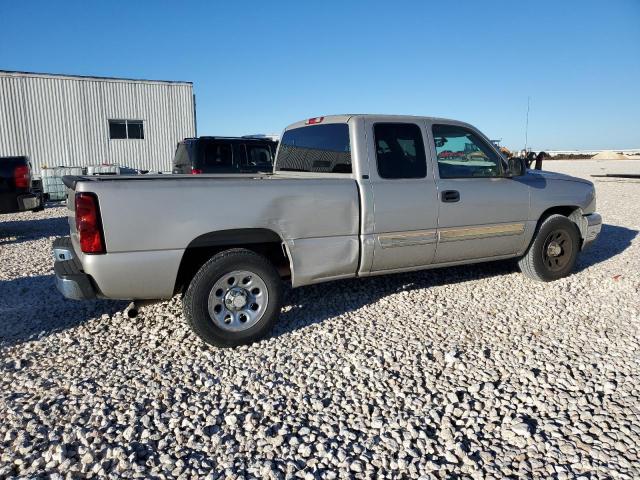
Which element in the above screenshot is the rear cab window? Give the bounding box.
[276,123,351,173]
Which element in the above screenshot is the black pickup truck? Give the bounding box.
[172,137,277,174]
[0,156,44,214]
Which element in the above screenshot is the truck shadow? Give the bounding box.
[0,215,68,246]
[0,274,127,348]
[575,224,638,271]
[1,224,634,347]
[274,261,519,338]
[274,223,637,338]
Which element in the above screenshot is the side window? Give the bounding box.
[204,142,232,168]
[245,145,273,167]
[432,124,502,178]
[173,143,190,167]
[374,123,427,179]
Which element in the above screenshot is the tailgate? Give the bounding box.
[62,176,79,247]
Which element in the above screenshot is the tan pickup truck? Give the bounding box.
[53,115,602,347]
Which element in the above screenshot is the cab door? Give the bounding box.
[366,119,440,273]
[426,122,530,263]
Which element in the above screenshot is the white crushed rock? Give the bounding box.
[1,160,639,478]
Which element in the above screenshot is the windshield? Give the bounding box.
[275,123,351,173]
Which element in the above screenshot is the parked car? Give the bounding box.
[172,137,277,174]
[0,156,44,214]
[53,115,602,347]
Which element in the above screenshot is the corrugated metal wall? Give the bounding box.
[0,71,196,174]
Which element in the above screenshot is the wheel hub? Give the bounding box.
[547,241,562,257]
[208,270,269,332]
[224,287,248,311]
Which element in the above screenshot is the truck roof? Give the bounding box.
[180,136,277,143]
[283,114,474,131]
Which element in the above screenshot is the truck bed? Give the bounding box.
[64,173,361,298]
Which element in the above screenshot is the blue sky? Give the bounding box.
[1,0,639,150]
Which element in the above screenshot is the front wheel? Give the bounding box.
[518,214,580,282]
[183,249,283,347]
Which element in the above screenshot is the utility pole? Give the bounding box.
[524,96,530,153]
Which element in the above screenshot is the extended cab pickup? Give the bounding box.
[53,115,602,347]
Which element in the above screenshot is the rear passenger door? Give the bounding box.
[366,119,439,272]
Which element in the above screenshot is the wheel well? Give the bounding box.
[174,229,291,295]
[536,205,586,244]
[538,205,580,222]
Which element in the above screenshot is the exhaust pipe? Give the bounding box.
[125,299,162,319]
[125,302,139,318]
[126,303,139,318]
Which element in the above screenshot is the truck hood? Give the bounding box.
[523,169,593,186]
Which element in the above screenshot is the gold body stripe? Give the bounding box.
[377,222,525,248]
[378,230,437,248]
[438,222,525,242]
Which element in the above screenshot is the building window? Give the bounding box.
[109,120,144,140]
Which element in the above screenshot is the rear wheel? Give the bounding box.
[183,249,282,347]
[518,214,580,282]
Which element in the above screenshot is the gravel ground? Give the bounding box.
[1,160,639,479]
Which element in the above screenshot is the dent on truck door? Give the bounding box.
[430,123,529,263]
[366,121,439,272]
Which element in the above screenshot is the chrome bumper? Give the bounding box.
[583,213,602,249]
[53,237,96,300]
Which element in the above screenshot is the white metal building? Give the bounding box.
[0,70,196,174]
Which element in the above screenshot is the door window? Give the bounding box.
[203,142,233,168]
[432,124,503,178]
[374,123,427,179]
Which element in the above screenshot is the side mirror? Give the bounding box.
[506,157,526,177]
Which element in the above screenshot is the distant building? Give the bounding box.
[0,70,196,174]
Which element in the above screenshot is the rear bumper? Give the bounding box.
[53,237,97,300]
[0,192,43,214]
[17,193,43,211]
[582,212,602,249]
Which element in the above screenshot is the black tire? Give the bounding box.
[518,214,580,282]
[183,248,282,347]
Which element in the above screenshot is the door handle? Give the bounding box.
[441,190,460,203]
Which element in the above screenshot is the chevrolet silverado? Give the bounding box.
[53,115,602,347]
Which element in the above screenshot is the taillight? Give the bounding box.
[14,165,30,189]
[305,117,324,125]
[75,193,105,254]
[191,168,203,174]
